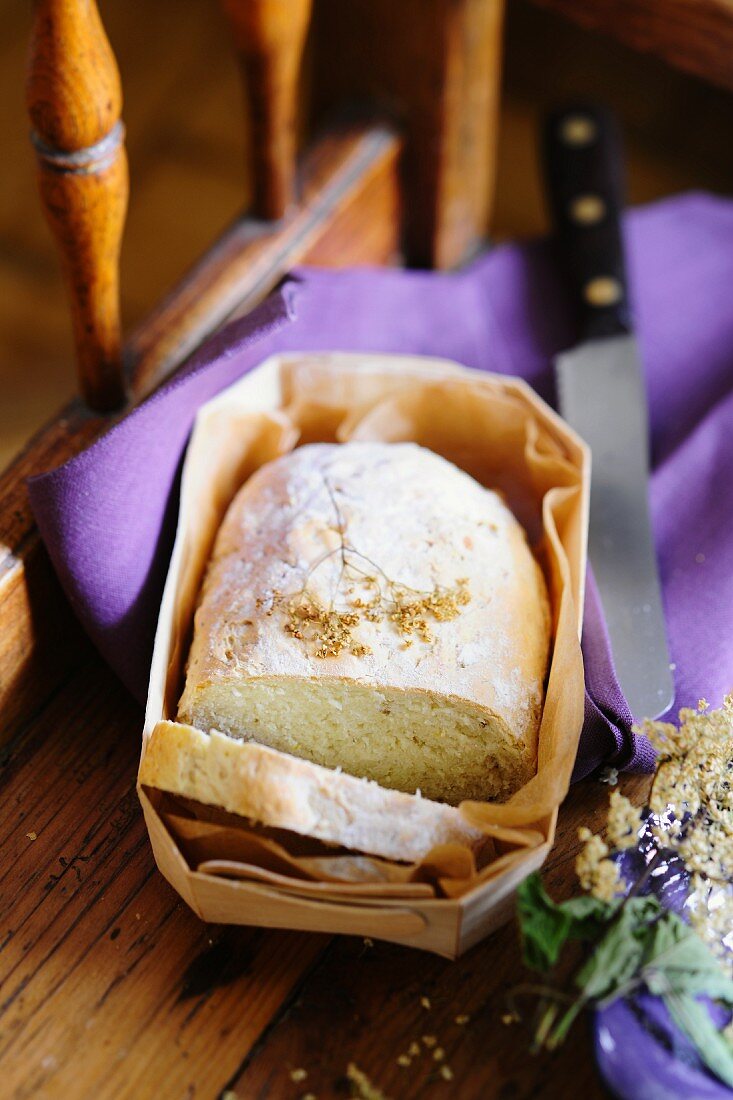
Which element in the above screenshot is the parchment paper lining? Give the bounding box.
[140,353,589,905]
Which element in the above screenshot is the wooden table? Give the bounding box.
[0,642,648,1098]
[3,3,670,1094]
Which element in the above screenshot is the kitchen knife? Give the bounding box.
[544,104,674,720]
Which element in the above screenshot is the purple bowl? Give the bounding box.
[595,994,733,1100]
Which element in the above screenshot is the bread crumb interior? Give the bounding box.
[181,677,533,804]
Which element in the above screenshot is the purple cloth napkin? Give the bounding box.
[28,192,733,782]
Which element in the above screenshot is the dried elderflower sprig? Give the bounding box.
[575,827,622,902]
[276,565,471,658]
[272,551,471,665]
[606,789,644,850]
[387,577,470,644]
[572,698,733,939]
[262,474,473,658]
[516,696,733,1084]
[284,598,364,658]
[636,695,733,974]
[573,788,642,900]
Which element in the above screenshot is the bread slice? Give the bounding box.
[140,721,483,863]
[178,442,550,804]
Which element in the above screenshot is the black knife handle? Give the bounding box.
[543,104,631,341]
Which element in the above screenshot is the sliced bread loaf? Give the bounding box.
[177,442,550,805]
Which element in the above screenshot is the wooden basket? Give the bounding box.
[139,352,590,958]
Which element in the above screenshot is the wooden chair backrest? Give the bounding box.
[0,0,505,742]
[26,0,506,412]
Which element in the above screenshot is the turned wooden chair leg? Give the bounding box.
[222,0,313,220]
[27,0,128,412]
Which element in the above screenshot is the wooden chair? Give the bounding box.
[1,2,714,1095]
[7,0,729,748]
[2,0,504,741]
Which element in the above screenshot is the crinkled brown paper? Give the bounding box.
[138,353,589,955]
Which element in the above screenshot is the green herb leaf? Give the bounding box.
[560,894,615,942]
[516,874,615,973]
[641,912,733,1004]
[575,896,662,1003]
[517,873,733,1083]
[516,873,573,972]
[556,902,661,1046]
[664,991,733,1088]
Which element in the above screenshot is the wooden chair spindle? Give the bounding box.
[27,0,128,412]
[222,0,313,220]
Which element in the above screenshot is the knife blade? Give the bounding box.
[544,104,674,720]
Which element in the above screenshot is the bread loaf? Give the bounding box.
[176,441,550,805]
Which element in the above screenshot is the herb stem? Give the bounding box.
[532,1001,560,1053]
[545,996,587,1050]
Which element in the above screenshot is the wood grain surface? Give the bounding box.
[5,0,733,468]
[0,651,648,1098]
[1,2,725,1094]
[533,0,733,93]
[312,0,506,269]
[130,120,401,400]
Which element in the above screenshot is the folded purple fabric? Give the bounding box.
[29,192,733,782]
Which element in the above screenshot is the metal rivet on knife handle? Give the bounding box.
[583,276,623,307]
[559,115,597,146]
[569,194,606,225]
